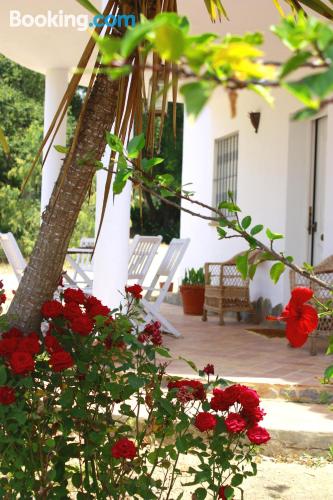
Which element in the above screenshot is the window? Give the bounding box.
[213,133,239,216]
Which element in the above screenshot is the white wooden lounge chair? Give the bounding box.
[66,237,95,289]
[128,235,162,285]
[0,232,76,287]
[142,238,190,337]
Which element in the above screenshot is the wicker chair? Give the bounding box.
[290,255,333,355]
[202,260,255,325]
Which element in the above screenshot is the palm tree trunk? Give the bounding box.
[8,74,119,331]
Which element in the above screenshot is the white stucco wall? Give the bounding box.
[179,86,333,307]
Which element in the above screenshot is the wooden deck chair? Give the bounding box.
[128,235,162,285]
[142,238,190,337]
[0,232,76,287]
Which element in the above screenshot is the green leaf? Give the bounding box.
[280,51,312,79]
[0,127,10,155]
[218,201,241,212]
[0,366,7,385]
[121,20,153,58]
[231,474,244,487]
[250,224,264,236]
[204,0,228,21]
[142,157,164,171]
[127,133,145,158]
[128,373,145,389]
[178,356,198,372]
[194,487,207,500]
[54,145,69,154]
[106,132,124,153]
[155,347,172,358]
[153,23,186,61]
[241,216,252,230]
[292,107,318,121]
[75,0,100,16]
[218,227,227,239]
[270,262,285,284]
[324,364,333,381]
[180,81,216,119]
[248,263,258,280]
[266,228,284,241]
[236,253,249,280]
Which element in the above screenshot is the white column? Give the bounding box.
[41,68,68,212]
[93,146,132,307]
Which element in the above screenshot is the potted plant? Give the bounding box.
[180,267,205,315]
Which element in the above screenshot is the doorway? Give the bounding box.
[308,116,327,265]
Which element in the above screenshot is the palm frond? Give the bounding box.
[283,0,333,19]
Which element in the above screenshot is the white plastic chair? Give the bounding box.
[0,232,76,287]
[142,238,190,337]
[128,235,162,285]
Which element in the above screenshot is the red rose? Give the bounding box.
[49,350,74,372]
[44,334,62,354]
[125,284,143,300]
[210,387,236,412]
[10,351,35,375]
[85,296,110,319]
[2,327,23,339]
[246,425,270,445]
[139,321,163,346]
[238,386,260,410]
[63,288,86,305]
[18,332,40,355]
[242,406,266,425]
[63,302,82,321]
[195,412,217,432]
[0,293,6,305]
[168,379,206,401]
[225,413,247,433]
[0,386,15,405]
[203,364,215,375]
[0,338,19,357]
[111,438,137,460]
[70,314,94,336]
[268,287,318,347]
[41,300,63,318]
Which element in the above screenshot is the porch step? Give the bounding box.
[261,399,333,457]
[230,378,333,405]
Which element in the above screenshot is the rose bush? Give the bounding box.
[0,282,270,499]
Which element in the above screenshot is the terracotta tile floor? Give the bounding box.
[160,304,331,389]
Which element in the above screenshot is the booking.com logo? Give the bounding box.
[9,10,136,31]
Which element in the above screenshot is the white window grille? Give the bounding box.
[213,132,239,216]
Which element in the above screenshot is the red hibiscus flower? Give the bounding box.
[125,284,143,300]
[246,425,270,445]
[63,288,86,305]
[203,364,215,376]
[225,412,247,433]
[70,315,94,336]
[0,386,15,405]
[41,300,64,319]
[111,438,137,460]
[10,351,35,375]
[44,334,62,354]
[63,302,82,321]
[195,412,217,432]
[49,350,74,372]
[168,379,206,401]
[268,287,318,347]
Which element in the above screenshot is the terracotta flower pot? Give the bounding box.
[159,281,174,292]
[180,285,205,315]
